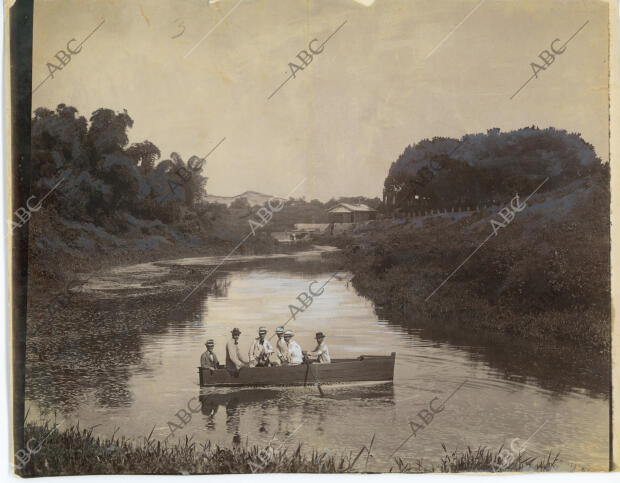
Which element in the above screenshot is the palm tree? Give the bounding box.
[126,141,161,175]
[154,152,208,208]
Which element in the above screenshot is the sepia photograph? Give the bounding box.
[5,0,617,477]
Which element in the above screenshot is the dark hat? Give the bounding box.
[205,339,214,346]
[315,332,325,339]
[231,328,241,335]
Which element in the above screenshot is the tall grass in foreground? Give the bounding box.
[19,421,367,475]
[393,443,559,473]
[19,421,559,475]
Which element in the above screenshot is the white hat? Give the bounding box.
[258,326,267,334]
[284,330,294,336]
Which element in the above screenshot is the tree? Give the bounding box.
[126,141,161,174]
[31,104,88,180]
[29,104,209,231]
[230,197,250,211]
[87,108,134,163]
[383,127,601,213]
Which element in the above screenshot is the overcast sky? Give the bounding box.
[32,0,609,200]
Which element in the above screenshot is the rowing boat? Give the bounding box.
[198,353,396,387]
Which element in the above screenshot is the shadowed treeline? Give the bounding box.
[383,127,605,216]
[27,104,381,285]
[31,104,208,233]
[320,126,610,366]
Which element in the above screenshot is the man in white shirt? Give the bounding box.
[249,326,275,367]
[306,332,331,363]
[284,330,303,364]
[275,326,288,364]
[226,328,248,372]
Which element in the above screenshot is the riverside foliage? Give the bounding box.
[18,421,559,475]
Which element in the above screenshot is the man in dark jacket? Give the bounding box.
[201,339,220,372]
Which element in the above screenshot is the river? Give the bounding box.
[25,247,610,472]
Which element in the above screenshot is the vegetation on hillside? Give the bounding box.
[384,127,603,215]
[31,104,208,231]
[25,104,379,280]
[323,127,610,352]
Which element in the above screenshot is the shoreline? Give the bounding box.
[16,420,562,475]
[314,176,610,358]
[321,242,610,358]
[27,230,314,290]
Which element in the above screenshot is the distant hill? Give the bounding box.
[203,190,286,207]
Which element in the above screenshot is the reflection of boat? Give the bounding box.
[198,353,396,387]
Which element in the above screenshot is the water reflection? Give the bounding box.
[199,390,280,438]
[27,250,608,415]
[26,269,232,413]
[197,383,395,438]
[24,249,609,471]
[378,306,610,399]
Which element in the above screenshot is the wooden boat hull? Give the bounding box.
[199,353,396,387]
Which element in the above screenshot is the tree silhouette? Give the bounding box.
[383,127,602,213]
[87,108,134,163]
[126,141,161,174]
[29,104,208,232]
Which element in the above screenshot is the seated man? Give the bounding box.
[201,339,220,373]
[248,327,275,367]
[226,328,248,372]
[305,332,331,363]
[275,326,288,364]
[284,330,303,364]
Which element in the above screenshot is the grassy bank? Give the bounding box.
[26,204,313,290]
[17,421,560,475]
[318,175,610,353]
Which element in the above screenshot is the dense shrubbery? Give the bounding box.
[330,127,610,351]
[384,127,603,214]
[31,104,208,233]
[28,104,381,254]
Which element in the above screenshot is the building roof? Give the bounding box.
[327,203,377,213]
[293,223,330,232]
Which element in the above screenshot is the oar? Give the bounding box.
[303,361,310,387]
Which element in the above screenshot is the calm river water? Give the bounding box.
[26,247,610,472]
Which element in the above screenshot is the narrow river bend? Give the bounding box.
[26,247,609,472]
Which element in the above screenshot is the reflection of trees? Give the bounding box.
[25,272,219,413]
[378,307,609,399]
[25,255,345,416]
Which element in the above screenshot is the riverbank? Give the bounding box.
[17,421,560,475]
[317,175,610,354]
[25,204,313,291]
